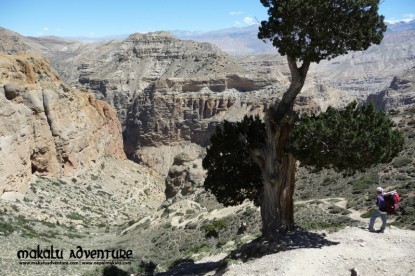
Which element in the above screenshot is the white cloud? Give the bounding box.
[385,13,415,24]
[243,16,258,25]
[403,13,415,19]
[230,11,244,16]
[234,16,259,27]
[43,27,48,31]
[90,32,95,36]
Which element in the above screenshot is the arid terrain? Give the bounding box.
[0,20,415,276]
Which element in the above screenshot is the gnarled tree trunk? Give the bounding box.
[260,116,296,241]
[256,56,310,241]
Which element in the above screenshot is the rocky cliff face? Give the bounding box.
[0,28,323,176]
[0,54,125,196]
[48,32,279,125]
[367,66,415,111]
[40,32,322,160]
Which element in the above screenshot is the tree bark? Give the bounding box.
[258,56,310,241]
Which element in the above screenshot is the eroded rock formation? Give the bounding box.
[165,152,205,201]
[0,54,125,196]
[367,66,415,111]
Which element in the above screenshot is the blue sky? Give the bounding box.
[1,0,414,37]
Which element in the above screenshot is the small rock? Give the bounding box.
[75,225,84,230]
[351,268,358,276]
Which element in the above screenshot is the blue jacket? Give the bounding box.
[376,195,386,212]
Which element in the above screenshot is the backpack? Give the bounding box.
[384,191,400,214]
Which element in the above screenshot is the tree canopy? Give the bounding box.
[203,103,404,206]
[202,116,265,206]
[258,0,387,63]
[291,102,405,173]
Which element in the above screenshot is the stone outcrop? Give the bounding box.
[124,86,320,156]
[367,66,415,111]
[0,54,125,196]
[0,28,321,176]
[47,31,273,126]
[43,32,321,160]
[165,152,205,201]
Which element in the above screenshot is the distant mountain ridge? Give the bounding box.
[2,20,414,56]
[173,20,415,55]
[386,19,415,32]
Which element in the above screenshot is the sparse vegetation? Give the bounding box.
[203,219,227,238]
[392,157,413,168]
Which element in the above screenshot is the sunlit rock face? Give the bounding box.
[0,54,125,196]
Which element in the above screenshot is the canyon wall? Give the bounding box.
[0,54,125,196]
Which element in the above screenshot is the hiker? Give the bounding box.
[368,187,387,233]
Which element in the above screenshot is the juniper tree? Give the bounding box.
[204,0,392,241]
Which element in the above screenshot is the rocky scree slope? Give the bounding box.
[0,53,125,197]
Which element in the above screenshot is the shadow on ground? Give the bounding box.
[155,227,340,276]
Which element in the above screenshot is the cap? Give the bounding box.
[376,187,383,193]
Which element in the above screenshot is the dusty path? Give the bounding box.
[222,197,414,276]
[161,197,414,276]
[223,226,415,276]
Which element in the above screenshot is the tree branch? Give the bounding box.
[273,56,310,122]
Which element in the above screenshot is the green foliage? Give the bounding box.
[186,243,212,255]
[291,102,404,173]
[66,212,84,221]
[204,105,403,209]
[202,116,265,206]
[351,174,378,194]
[392,157,413,168]
[328,205,351,215]
[203,220,227,238]
[361,208,377,218]
[258,0,386,63]
[0,221,15,236]
[295,203,358,231]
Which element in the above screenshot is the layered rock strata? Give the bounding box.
[367,66,415,111]
[44,32,321,160]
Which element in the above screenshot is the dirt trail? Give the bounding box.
[160,197,414,276]
[221,197,414,276]
[223,226,415,276]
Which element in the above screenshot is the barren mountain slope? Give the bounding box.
[0,27,82,56]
